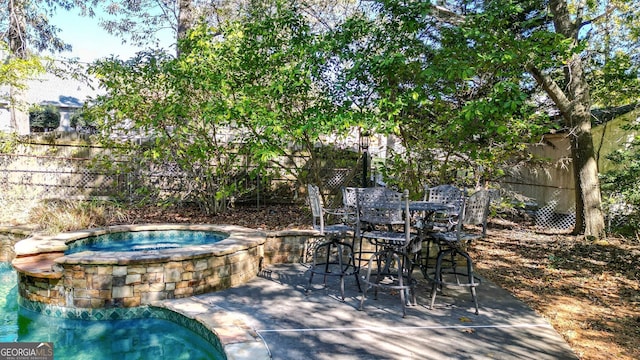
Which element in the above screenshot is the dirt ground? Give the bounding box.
[123,203,640,360]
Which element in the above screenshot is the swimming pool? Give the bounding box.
[1,262,226,359]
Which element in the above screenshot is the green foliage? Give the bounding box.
[583,1,640,108]
[69,109,95,132]
[0,132,19,153]
[81,0,638,221]
[600,119,640,236]
[320,1,555,192]
[86,0,352,213]
[29,104,60,132]
[589,52,640,107]
[0,42,45,90]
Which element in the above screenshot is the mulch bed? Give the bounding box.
[468,219,640,360]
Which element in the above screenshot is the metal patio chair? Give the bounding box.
[306,184,361,300]
[423,184,464,232]
[357,189,420,317]
[426,189,491,314]
[419,184,464,269]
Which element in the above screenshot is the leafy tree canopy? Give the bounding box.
[87,0,356,212]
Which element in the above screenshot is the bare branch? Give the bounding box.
[431,4,464,25]
[579,4,618,30]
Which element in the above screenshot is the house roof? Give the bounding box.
[0,70,102,109]
[25,72,102,108]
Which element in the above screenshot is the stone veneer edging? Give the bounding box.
[0,226,34,262]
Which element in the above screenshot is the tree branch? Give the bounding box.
[579,4,618,31]
[431,5,465,25]
[525,63,572,118]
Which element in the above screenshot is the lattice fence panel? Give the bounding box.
[534,199,576,230]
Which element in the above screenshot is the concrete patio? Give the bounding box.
[159,262,579,360]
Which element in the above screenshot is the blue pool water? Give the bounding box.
[0,263,225,359]
[65,230,227,254]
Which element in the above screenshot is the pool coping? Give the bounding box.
[154,297,271,360]
[14,224,266,256]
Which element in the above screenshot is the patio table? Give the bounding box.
[369,200,454,229]
[367,200,456,277]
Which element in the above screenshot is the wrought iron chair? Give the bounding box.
[341,186,359,225]
[427,189,491,315]
[306,184,361,301]
[419,184,464,269]
[357,189,420,317]
[423,184,464,232]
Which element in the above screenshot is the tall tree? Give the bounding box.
[6,0,29,133]
[7,0,27,58]
[525,0,606,236]
[96,0,359,53]
[328,0,638,237]
[177,0,194,42]
[419,0,637,238]
[87,0,353,212]
[321,1,552,193]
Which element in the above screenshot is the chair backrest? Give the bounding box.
[342,187,359,210]
[423,185,464,230]
[340,187,360,224]
[426,184,463,208]
[307,184,325,233]
[356,187,405,226]
[462,189,491,236]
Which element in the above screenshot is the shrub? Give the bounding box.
[29,105,60,132]
[70,110,97,133]
[600,130,640,237]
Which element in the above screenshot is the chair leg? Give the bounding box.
[360,247,416,317]
[392,252,407,318]
[306,241,328,294]
[404,254,417,307]
[460,250,479,315]
[430,247,480,314]
[351,251,362,293]
[359,254,376,311]
[430,249,448,310]
[307,238,358,301]
[422,238,433,273]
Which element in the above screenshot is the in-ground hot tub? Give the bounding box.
[64,229,228,254]
[12,224,266,309]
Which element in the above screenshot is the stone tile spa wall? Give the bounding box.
[11,225,344,310]
[12,224,269,309]
[0,226,31,262]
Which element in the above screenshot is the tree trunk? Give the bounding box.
[177,0,194,57]
[9,87,30,135]
[541,0,605,237]
[8,0,27,58]
[8,0,30,134]
[569,97,605,238]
